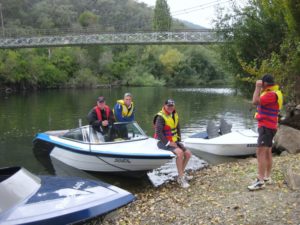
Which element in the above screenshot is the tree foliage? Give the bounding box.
[215,0,300,102]
[153,0,172,31]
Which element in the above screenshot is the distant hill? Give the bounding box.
[180,20,208,29]
[1,0,205,31]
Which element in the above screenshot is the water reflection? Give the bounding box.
[176,87,236,95]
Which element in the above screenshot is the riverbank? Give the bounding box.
[100,153,300,225]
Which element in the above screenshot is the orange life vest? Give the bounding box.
[94,105,110,121]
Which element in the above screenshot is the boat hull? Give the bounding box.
[34,132,174,173]
[184,130,258,156]
[0,167,135,225]
[50,146,173,172]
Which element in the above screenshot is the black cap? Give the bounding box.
[165,99,175,106]
[262,74,274,85]
[97,96,105,103]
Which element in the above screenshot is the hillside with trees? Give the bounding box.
[0,0,229,92]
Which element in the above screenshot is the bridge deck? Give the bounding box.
[0,30,222,48]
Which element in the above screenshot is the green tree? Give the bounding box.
[153,0,172,31]
[215,0,300,101]
[78,11,98,28]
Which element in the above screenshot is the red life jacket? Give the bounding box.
[94,105,110,121]
[255,85,283,129]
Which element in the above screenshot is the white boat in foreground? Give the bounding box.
[183,129,258,156]
[33,122,174,175]
[0,167,135,225]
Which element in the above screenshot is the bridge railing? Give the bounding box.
[0,28,224,48]
[0,27,216,38]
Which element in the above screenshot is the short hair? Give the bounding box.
[261,74,275,85]
[124,92,132,98]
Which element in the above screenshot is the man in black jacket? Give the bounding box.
[87,96,114,139]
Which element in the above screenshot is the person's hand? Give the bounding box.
[102,120,109,126]
[256,80,263,88]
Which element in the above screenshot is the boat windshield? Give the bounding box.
[62,122,148,144]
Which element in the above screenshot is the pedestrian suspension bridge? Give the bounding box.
[0,28,222,48]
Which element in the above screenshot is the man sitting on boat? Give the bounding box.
[87,96,114,141]
[153,99,192,188]
[113,92,135,122]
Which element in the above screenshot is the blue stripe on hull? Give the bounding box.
[34,134,173,160]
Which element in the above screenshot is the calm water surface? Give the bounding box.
[0,87,256,191]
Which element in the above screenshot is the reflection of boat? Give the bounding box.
[33,122,174,174]
[183,130,258,156]
[0,167,135,225]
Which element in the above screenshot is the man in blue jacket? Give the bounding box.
[113,93,135,122]
[113,93,135,139]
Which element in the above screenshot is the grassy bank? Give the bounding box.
[99,153,300,225]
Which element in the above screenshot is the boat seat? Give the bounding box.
[219,118,232,135]
[206,121,219,139]
[189,131,208,139]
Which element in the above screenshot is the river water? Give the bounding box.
[0,87,257,191]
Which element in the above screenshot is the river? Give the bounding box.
[0,87,256,191]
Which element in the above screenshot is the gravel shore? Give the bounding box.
[98,153,300,225]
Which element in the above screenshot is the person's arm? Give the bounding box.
[155,116,169,145]
[252,80,262,105]
[177,123,181,142]
[126,110,135,122]
[114,103,126,122]
[108,109,115,126]
[87,109,102,130]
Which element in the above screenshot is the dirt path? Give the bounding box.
[100,154,300,225]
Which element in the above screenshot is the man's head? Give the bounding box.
[261,74,275,87]
[164,99,175,113]
[97,96,106,109]
[123,93,132,107]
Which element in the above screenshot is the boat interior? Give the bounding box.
[46,122,148,144]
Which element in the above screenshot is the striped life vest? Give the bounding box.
[255,85,283,129]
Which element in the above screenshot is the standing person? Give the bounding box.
[87,96,114,139]
[113,93,135,122]
[153,99,192,188]
[248,74,283,191]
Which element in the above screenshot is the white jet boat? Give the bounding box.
[33,122,174,175]
[183,129,258,156]
[0,166,135,225]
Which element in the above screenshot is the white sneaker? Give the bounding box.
[177,177,190,188]
[247,178,265,191]
[184,173,193,181]
[264,177,272,185]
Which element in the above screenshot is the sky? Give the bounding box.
[136,0,246,28]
